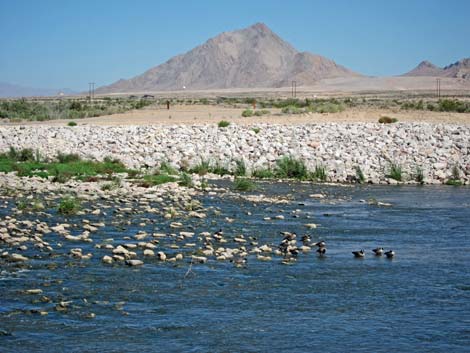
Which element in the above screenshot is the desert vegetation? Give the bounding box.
[0,97,153,122]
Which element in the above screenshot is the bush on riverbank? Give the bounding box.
[57,196,81,215]
[0,148,131,181]
[275,156,309,179]
[387,163,403,181]
[233,178,256,191]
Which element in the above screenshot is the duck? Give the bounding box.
[230,256,247,268]
[385,250,395,258]
[301,235,311,245]
[213,229,224,240]
[313,240,326,248]
[316,247,326,256]
[372,247,384,256]
[352,250,365,258]
[282,232,296,241]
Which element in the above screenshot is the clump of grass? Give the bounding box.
[211,162,230,176]
[252,127,261,134]
[415,166,425,184]
[446,179,463,186]
[101,179,121,191]
[446,165,463,186]
[378,116,398,124]
[190,160,211,176]
[252,168,275,179]
[200,178,208,190]
[355,166,365,183]
[281,105,303,114]
[57,196,81,215]
[254,110,270,116]
[52,169,72,183]
[67,121,77,127]
[234,159,247,177]
[7,147,37,162]
[17,198,45,212]
[143,174,177,186]
[56,153,81,164]
[233,178,256,191]
[275,156,308,180]
[387,163,403,181]
[311,164,328,182]
[178,172,193,187]
[160,161,178,175]
[241,109,253,117]
[218,120,230,128]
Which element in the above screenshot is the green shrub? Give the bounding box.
[252,168,275,179]
[379,116,398,124]
[275,156,308,179]
[437,99,470,113]
[281,105,303,114]
[56,153,81,163]
[415,167,424,184]
[445,179,463,186]
[160,161,178,175]
[200,178,208,190]
[67,121,77,127]
[446,165,463,185]
[7,147,36,162]
[234,159,247,177]
[387,163,403,181]
[355,166,365,183]
[218,120,230,128]
[52,168,72,183]
[311,164,327,182]
[233,178,256,191]
[143,174,177,186]
[178,172,193,187]
[57,196,81,215]
[101,180,120,191]
[252,127,261,134]
[190,160,211,175]
[254,110,270,116]
[211,162,230,176]
[241,109,253,117]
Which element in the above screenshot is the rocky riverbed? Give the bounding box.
[1,122,469,184]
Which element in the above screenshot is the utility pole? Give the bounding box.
[88,82,95,101]
[291,81,297,98]
[436,78,441,99]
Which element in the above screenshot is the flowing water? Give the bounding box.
[1,183,469,352]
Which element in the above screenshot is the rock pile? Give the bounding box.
[1,123,469,184]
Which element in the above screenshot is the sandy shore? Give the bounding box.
[1,105,470,126]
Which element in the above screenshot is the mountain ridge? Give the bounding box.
[96,23,360,93]
[403,58,470,79]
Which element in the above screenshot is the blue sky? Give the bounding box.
[0,0,469,91]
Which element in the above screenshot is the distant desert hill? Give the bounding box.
[0,82,75,98]
[97,23,360,93]
[403,58,470,79]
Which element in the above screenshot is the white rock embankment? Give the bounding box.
[0,123,469,184]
